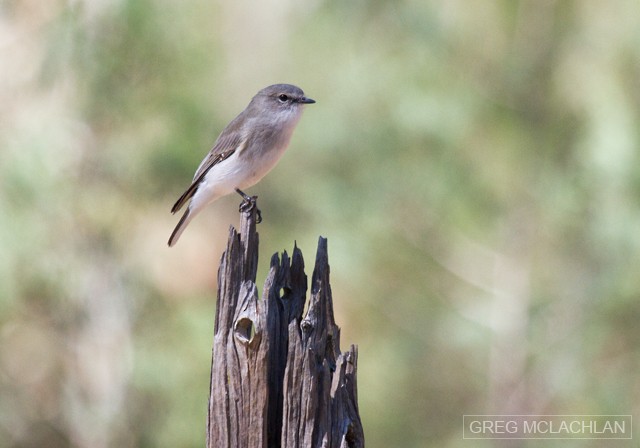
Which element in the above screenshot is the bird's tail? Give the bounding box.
[168,207,194,247]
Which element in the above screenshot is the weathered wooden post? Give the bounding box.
[206,203,364,448]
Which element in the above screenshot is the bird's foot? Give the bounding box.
[235,188,262,223]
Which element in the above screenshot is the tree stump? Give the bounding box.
[206,204,364,448]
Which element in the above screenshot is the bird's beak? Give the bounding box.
[299,97,316,104]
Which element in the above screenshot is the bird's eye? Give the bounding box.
[278,94,289,103]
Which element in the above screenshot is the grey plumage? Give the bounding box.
[168,84,315,246]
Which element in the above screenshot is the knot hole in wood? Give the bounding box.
[234,317,258,346]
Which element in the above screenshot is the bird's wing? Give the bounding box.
[170,132,246,214]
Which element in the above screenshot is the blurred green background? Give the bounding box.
[1,0,640,447]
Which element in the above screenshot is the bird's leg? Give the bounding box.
[235,188,262,223]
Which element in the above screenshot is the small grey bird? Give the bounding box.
[168,84,315,247]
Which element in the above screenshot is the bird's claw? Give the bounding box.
[236,189,262,223]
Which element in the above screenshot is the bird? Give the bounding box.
[168,84,315,247]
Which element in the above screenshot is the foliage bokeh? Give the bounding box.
[1,1,639,447]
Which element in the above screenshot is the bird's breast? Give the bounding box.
[237,125,296,188]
